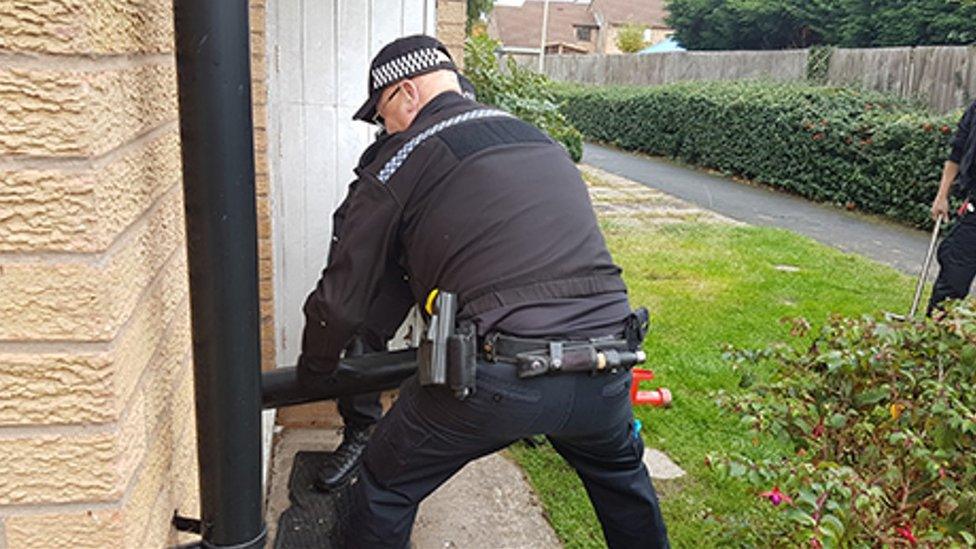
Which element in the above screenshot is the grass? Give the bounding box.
[509,221,916,548]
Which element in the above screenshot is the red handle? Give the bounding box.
[630,368,672,407]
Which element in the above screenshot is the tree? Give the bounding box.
[616,23,649,53]
[467,0,493,34]
[665,0,976,50]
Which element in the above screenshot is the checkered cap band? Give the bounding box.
[377,109,513,184]
[371,48,453,90]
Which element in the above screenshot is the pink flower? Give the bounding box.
[810,539,823,549]
[811,420,825,438]
[895,525,917,546]
[760,486,793,506]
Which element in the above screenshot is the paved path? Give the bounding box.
[584,143,934,275]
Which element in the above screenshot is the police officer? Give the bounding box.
[298,35,669,548]
[928,98,976,315]
[308,75,482,492]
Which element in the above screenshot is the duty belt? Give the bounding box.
[481,333,646,379]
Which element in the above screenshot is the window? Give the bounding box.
[643,28,653,42]
[576,26,592,41]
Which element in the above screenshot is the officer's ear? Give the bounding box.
[401,79,422,114]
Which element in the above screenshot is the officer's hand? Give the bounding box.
[931,194,950,222]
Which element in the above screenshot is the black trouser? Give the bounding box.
[928,207,976,315]
[346,361,670,549]
[336,335,384,428]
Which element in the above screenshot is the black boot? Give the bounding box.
[315,425,374,492]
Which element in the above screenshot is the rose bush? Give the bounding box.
[710,301,976,546]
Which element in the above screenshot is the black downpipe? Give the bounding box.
[173,1,266,547]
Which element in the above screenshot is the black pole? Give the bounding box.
[173,1,266,547]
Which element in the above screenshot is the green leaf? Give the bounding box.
[819,514,845,538]
[787,509,817,527]
[854,387,888,406]
[728,461,747,478]
[828,413,847,429]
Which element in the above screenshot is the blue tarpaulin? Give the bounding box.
[638,37,686,54]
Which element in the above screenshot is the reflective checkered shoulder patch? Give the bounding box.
[376,109,513,184]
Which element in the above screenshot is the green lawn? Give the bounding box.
[510,221,917,548]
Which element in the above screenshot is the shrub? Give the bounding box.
[616,23,648,53]
[710,302,976,546]
[463,34,583,162]
[555,81,959,227]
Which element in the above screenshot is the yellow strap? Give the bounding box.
[424,288,440,315]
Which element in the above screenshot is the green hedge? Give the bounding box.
[555,81,960,227]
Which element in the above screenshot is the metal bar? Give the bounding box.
[909,216,943,318]
[173,1,266,547]
[262,350,419,409]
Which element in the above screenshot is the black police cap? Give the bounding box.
[353,34,458,122]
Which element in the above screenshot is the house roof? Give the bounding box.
[589,0,669,28]
[489,1,597,49]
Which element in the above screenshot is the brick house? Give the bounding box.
[489,0,672,55]
[0,1,464,546]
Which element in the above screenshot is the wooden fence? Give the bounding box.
[528,46,976,113]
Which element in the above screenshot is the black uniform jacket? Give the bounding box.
[950,99,976,196]
[301,92,630,371]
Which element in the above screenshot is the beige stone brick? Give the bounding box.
[261,344,277,371]
[168,368,196,435]
[255,171,270,195]
[0,250,188,429]
[250,31,266,61]
[252,104,268,130]
[0,392,145,505]
[438,25,466,51]
[253,130,267,155]
[252,77,267,104]
[248,2,268,32]
[171,417,200,521]
[259,255,274,282]
[0,187,186,341]
[122,410,173,547]
[112,252,190,411]
[0,128,180,253]
[0,0,173,55]
[0,352,114,426]
[437,0,466,24]
[0,63,177,157]
[250,52,267,82]
[259,279,274,302]
[257,209,272,241]
[3,508,125,548]
[134,309,192,440]
[3,399,187,548]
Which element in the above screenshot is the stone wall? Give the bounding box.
[0,1,272,545]
[0,0,197,546]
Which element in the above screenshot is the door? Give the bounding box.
[267,0,437,368]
